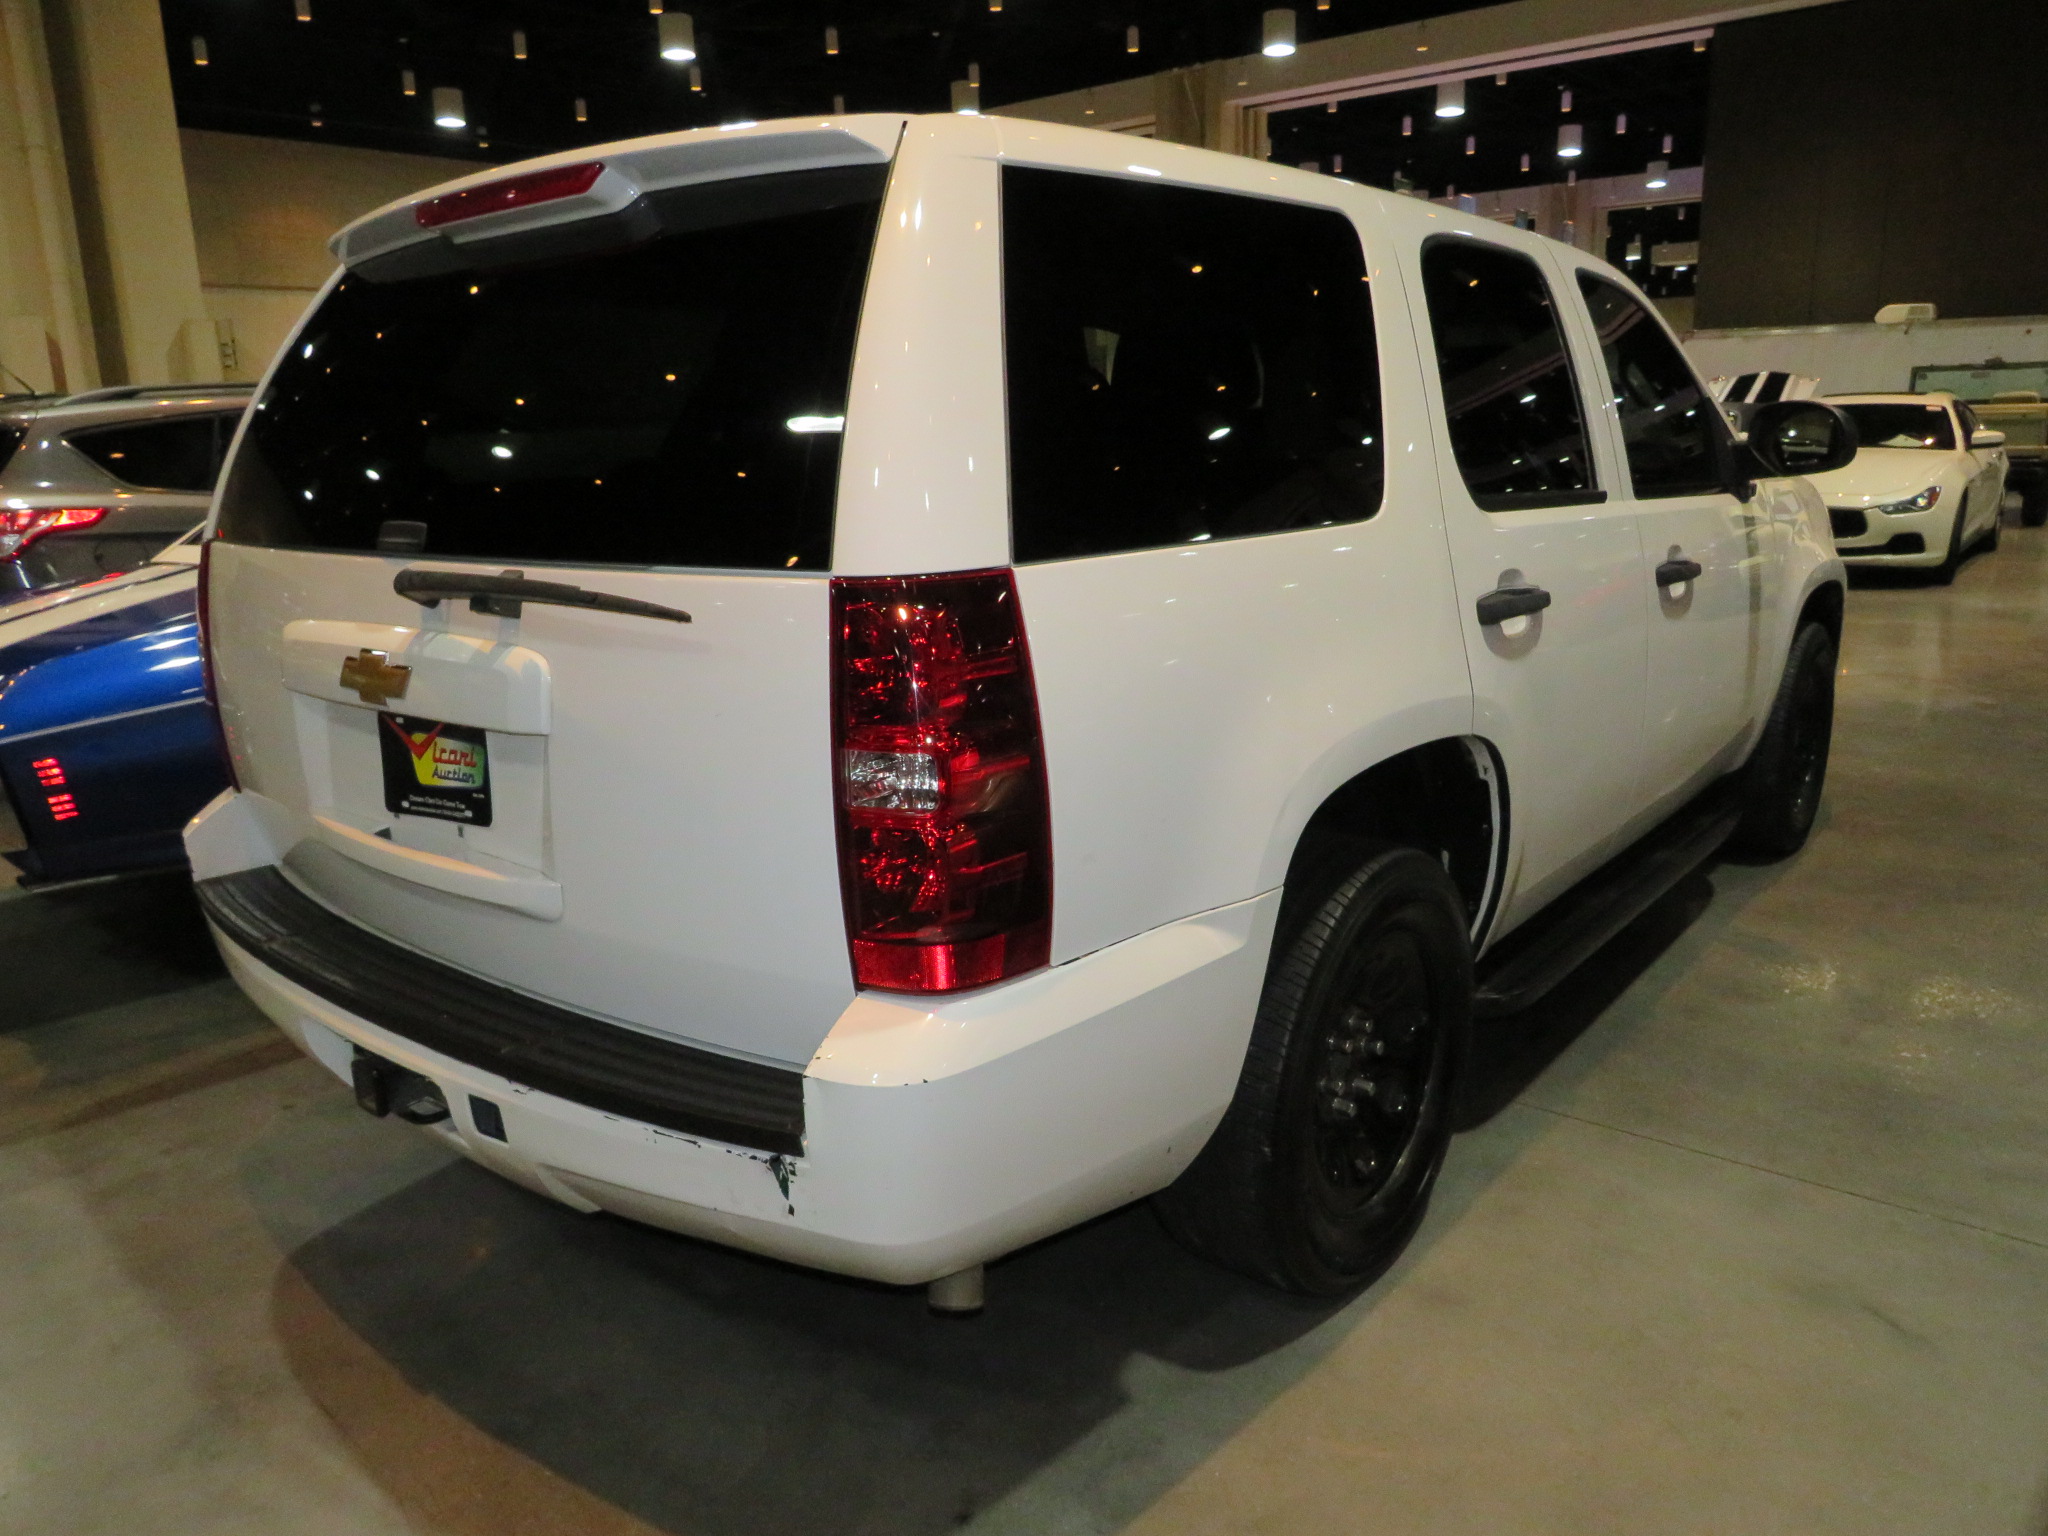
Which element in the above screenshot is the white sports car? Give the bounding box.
[1806,393,2008,582]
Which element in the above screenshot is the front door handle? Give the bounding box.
[1655,558,1703,587]
[1475,584,1552,626]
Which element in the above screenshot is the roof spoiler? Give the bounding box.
[330,117,903,281]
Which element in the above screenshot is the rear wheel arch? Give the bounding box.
[1796,579,1844,651]
[1279,737,1505,950]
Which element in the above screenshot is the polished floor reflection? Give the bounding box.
[5,528,2047,1535]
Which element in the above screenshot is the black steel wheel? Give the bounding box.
[1730,621,1836,860]
[1154,843,1472,1295]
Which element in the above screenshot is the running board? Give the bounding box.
[1473,792,1741,1018]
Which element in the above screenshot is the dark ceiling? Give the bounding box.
[159,0,1508,162]
[1268,40,1711,197]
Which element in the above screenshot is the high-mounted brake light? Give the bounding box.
[0,506,105,561]
[196,538,241,791]
[415,161,606,228]
[831,570,1052,994]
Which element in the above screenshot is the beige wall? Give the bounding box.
[178,128,475,381]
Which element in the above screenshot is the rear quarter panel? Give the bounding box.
[987,129,1472,961]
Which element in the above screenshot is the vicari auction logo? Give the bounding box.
[384,717,487,790]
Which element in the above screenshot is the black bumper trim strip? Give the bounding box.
[196,866,805,1155]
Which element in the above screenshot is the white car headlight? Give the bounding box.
[1871,485,1942,514]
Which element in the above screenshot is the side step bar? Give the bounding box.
[1473,789,1742,1019]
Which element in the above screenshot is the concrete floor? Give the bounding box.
[6,528,2048,1536]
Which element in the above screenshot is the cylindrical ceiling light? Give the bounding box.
[648,0,662,11]
[1261,9,1296,57]
[1519,152,1531,172]
[1127,25,1140,53]
[309,101,323,126]
[833,93,846,114]
[951,78,980,114]
[824,25,838,55]
[574,96,588,122]
[689,64,703,91]
[657,13,696,62]
[1464,135,1475,155]
[1332,152,1343,172]
[1401,114,1413,136]
[1434,78,1465,118]
[1615,112,1628,133]
[512,29,527,60]
[968,61,980,84]
[1662,133,1674,153]
[1557,122,1583,158]
[990,0,1001,10]
[294,0,311,20]
[401,68,416,96]
[1495,70,1507,84]
[431,86,466,129]
[1645,159,1669,188]
[191,35,209,65]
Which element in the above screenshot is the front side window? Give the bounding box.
[68,414,232,493]
[1003,166,1383,562]
[1420,240,1596,510]
[1578,273,1726,498]
[217,165,887,571]
[1833,403,1955,451]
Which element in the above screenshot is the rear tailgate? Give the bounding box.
[206,125,903,1067]
[209,548,848,1066]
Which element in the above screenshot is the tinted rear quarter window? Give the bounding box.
[0,420,25,475]
[1002,166,1383,562]
[1577,273,1726,498]
[1420,239,1597,509]
[218,165,887,571]
[68,414,230,492]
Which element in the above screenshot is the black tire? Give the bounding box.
[1931,506,1964,584]
[1154,843,1472,1295]
[2023,479,2048,528]
[1729,621,1836,860]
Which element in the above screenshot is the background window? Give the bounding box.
[1420,240,1596,510]
[68,414,234,493]
[1578,273,1727,497]
[1003,166,1383,563]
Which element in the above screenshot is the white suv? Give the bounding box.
[187,115,1854,1305]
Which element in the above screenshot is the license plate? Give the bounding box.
[378,713,493,826]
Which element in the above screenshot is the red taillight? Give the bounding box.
[0,505,106,560]
[197,538,240,791]
[831,569,1052,994]
[414,161,605,228]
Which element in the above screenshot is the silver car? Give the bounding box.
[0,383,251,598]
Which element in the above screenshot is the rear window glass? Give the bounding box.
[1420,239,1597,510]
[1835,403,1955,450]
[217,166,887,571]
[1002,166,1383,563]
[68,414,232,492]
[0,420,25,475]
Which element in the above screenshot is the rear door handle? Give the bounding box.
[1655,558,1704,587]
[1475,584,1552,626]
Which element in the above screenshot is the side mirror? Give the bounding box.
[1971,428,2007,449]
[1743,400,1858,479]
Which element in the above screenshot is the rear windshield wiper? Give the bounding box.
[393,568,692,624]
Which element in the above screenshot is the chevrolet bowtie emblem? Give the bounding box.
[339,648,412,706]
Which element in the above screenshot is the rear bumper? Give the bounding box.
[206,861,1277,1286]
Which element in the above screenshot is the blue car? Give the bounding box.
[0,535,229,884]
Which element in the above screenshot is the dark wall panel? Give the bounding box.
[1696,0,2048,328]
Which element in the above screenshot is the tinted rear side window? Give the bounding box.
[1421,240,1596,510]
[218,167,887,571]
[0,420,25,475]
[1003,167,1382,563]
[1577,273,1726,498]
[68,414,229,492]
